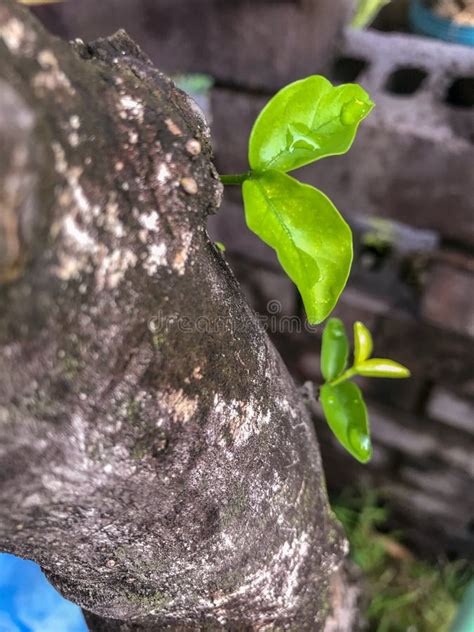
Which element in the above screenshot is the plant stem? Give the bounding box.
[219,172,251,185]
[329,367,356,387]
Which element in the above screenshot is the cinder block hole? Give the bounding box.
[384,67,428,95]
[445,77,474,108]
[358,243,392,272]
[331,56,368,83]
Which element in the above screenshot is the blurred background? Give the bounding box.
[2,0,474,630]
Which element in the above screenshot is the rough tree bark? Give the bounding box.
[0,1,354,629]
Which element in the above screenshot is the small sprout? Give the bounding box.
[320,381,371,463]
[353,321,373,365]
[319,318,410,463]
[214,241,226,252]
[355,358,411,379]
[321,318,349,382]
[219,74,374,324]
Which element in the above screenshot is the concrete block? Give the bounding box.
[421,263,474,338]
[33,0,351,91]
[377,315,474,390]
[301,28,474,245]
[427,387,474,435]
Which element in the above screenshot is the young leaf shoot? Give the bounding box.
[220,75,374,324]
[320,319,410,463]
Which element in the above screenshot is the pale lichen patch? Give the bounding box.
[50,144,135,287]
[118,95,144,124]
[62,216,95,251]
[101,195,125,239]
[128,130,138,144]
[51,141,67,175]
[139,211,160,232]
[156,163,172,186]
[192,366,203,381]
[33,49,75,96]
[165,118,182,136]
[69,115,81,130]
[138,211,160,243]
[185,139,201,156]
[143,243,167,276]
[96,248,138,291]
[172,231,193,276]
[37,49,57,69]
[0,17,36,54]
[51,144,100,280]
[68,132,80,147]
[213,529,311,618]
[210,394,271,447]
[159,389,198,424]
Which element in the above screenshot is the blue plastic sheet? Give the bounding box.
[0,553,87,632]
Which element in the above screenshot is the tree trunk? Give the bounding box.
[0,1,353,629]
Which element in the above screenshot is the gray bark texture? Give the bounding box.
[0,1,353,629]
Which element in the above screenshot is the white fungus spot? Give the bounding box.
[33,49,75,96]
[156,163,172,185]
[143,243,167,276]
[185,138,201,156]
[68,132,80,147]
[0,18,35,54]
[96,248,138,291]
[63,216,95,251]
[119,95,144,123]
[139,211,160,233]
[172,231,193,276]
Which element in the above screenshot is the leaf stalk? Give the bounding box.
[328,367,356,387]
[219,172,251,185]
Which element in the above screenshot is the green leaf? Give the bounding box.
[248,75,374,173]
[321,318,349,381]
[355,358,411,378]
[320,382,372,463]
[242,170,353,324]
[352,0,390,29]
[353,321,373,365]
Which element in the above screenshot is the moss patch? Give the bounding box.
[332,488,472,632]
